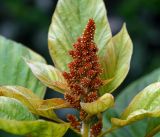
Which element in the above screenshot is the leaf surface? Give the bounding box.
[0,94,69,137]
[0,36,46,98]
[0,119,69,137]
[102,68,160,137]
[0,86,70,121]
[81,93,114,115]
[48,0,112,72]
[100,24,133,94]
[0,96,36,121]
[48,0,133,95]
[26,59,69,93]
[111,82,160,127]
[145,118,160,137]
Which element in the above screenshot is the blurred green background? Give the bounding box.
[0,0,160,136]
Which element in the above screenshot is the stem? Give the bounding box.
[82,122,90,137]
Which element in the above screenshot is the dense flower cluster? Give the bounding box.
[63,19,102,109]
[67,114,81,131]
[90,120,103,137]
[63,19,103,135]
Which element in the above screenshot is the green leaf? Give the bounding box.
[0,36,46,98]
[48,0,112,72]
[0,95,69,137]
[25,59,69,94]
[0,93,69,137]
[100,24,133,94]
[0,96,36,121]
[48,0,132,96]
[0,119,69,137]
[102,68,160,137]
[111,68,160,115]
[80,93,114,115]
[111,82,160,127]
[145,118,160,137]
[0,86,70,121]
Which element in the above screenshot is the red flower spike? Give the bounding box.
[90,77,103,89]
[64,93,81,109]
[84,62,92,70]
[70,71,77,78]
[84,91,98,103]
[67,114,78,122]
[87,70,97,78]
[82,19,95,42]
[70,83,85,95]
[90,120,103,137]
[82,49,89,56]
[90,43,98,52]
[68,62,75,69]
[80,77,91,87]
[78,67,85,75]
[80,109,87,120]
[73,43,80,50]
[84,56,91,62]
[62,72,70,80]
[63,18,102,106]
[63,19,103,131]
[67,114,81,131]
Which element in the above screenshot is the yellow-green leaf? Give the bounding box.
[26,59,69,93]
[100,24,133,94]
[80,93,114,115]
[0,86,70,121]
[0,119,69,137]
[37,98,70,110]
[111,82,160,127]
[0,35,46,98]
[0,96,36,121]
[145,118,160,137]
[48,0,112,72]
[102,68,160,137]
[0,97,69,137]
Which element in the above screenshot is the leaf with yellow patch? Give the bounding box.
[111,82,160,127]
[0,36,46,98]
[48,0,112,72]
[25,59,69,94]
[0,96,69,137]
[0,86,70,121]
[80,93,114,115]
[100,24,133,94]
[0,119,69,137]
